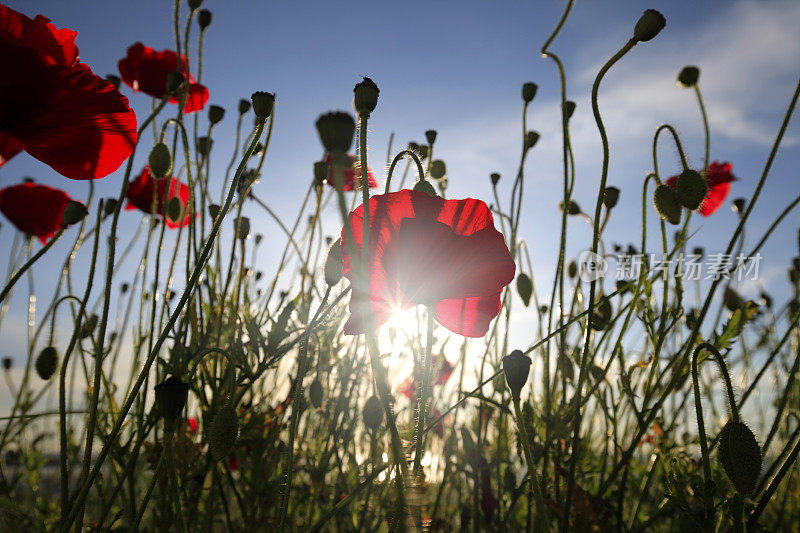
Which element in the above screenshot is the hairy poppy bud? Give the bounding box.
[413,179,437,197]
[208,104,225,125]
[732,198,746,215]
[567,260,578,279]
[559,200,581,216]
[154,376,189,421]
[308,378,323,408]
[490,172,501,186]
[104,198,117,216]
[210,405,239,460]
[62,201,88,226]
[188,0,202,10]
[324,239,343,286]
[166,71,184,94]
[35,346,58,380]
[563,100,576,119]
[653,184,681,225]
[234,217,250,239]
[316,111,355,155]
[196,136,213,157]
[408,141,419,152]
[418,145,429,160]
[516,273,532,307]
[677,66,700,88]
[430,160,447,180]
[676,169,707,210]
[522,82,538,103]
[633,9,666,42]
[80,314,98,339]
[106,74,121,90]
[313,160,328,187]
[148,142,172,178]
[603,186,620,209]
[718,420,762,496]
[353,76,379,117]
[208,204,220,219]
[166,197,182,224]
[197,9,212,29]
[525,131,540,150]
[363,395,383,430]
[251,91,275,121]
[502,350,531,400]
[425,130,438,145]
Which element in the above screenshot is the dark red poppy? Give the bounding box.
[0,5,138,179]
[118,42,209,113]
[125,166,192,228]
[0,181,71,243]
[341,189,515,337]
[666,161,736,216]
[436,357,454,385]
[186,418,198,434]
[324,153,378,191]
[229,456,238,471]
[398,377,416,400]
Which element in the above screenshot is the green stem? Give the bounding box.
[513,398,548,532]
[0,228,65,305]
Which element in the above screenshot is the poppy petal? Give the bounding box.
[0,182,71,243]
[0,6,78,67]
[434,293,503,337]
[0,133,23,169]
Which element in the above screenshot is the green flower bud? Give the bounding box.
[590,296,613,331]
[314,160,329,187]
[430,159,447,180]
[196,136,213,157]
[522,82,538,103]
[562,100,576,119]
[353,76,379,117]
[106,74,121,90]
[718,420,762,496]
[208,204,220,219]
[104,198,117,216]
[324,239,343,286]
[603,186,620,209]
[490,172,501,186]
[677,66,700,88]
[62,201,88,226]
[316,111,355,155]
[251,91,275,121]
[567,260,578,279]
[633,9,666,42]
[516,273,532,307]
[148,142,172,179]
[502,350,531,400]
[208,104,225,125]
[234,217,250,239]
[676,169,707,210]
[559,200,581,216]
[35,346,58,380]
[363,395,383,431]
[425,130,437,145]
[210,405,239,460]
[166,197,183,224]
[653,184,681,225]
[525,130,540,150]
[154,376,189,421]
[197,9,212,29]
[238,99,251,115]
[418,145,429,160]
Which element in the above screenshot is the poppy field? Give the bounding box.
[1,1,800,531]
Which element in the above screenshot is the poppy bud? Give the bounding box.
[198,9,212,29]
[693,246,704,258]
[104,198,117,216]
[562,100,576,119]
[313,160,328,187]
[106,75,121,90]
[653,184,681,225]
[731,198,746,215]
[724,287,744,311]
[121,283,130,293]
[208,104,225,125]
[188,0,202,9]
[522,82,538,103]
[502,350,531,400]
[567,260,578,279]
[676,169,707,210]
[425,130,438,145]
[363,395,383,430]
[1,357,11,370]
[418,145,429,160]
[251,91,275,121]
[430,160,447,180]
[324,239,343,286]
[490,172,501,186]
[234,217,250,239]
[166,197,183,224]
[80,314,98,339]
[255,234,263,245]
[353,76,379,117]
[196,136,213,157]
[154,376,189,421]
[559,200,581,216]
[208,204,220,219]
[316,111,355,155]
[590,296,613,331]
[524,131,540,150]
[210,405,239,460]
[633,9,666,42]
[237,99,251,116]
[308,378,323,408]
[62,201,88,226]
[603,186,620,209]
[166,71,184,94]
[718,420,762,496]
[413,179,437,197]
[147,142,172,179]
[677,66,700,88]
[408,141,419,152]
[516,273,532,307]
[35,346,58,380]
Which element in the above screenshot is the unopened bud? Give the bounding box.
[166,71,184,94]
[522,82,538,103]
[677,66,700,88]
[363,395,383,430]
[35,346,58,380]
[525,131,540,150]
[324,239,343,286]
[208,104,225,125]
[62,201,88,226]
[718,420,762,496]
[234,217,250,239]
[197,9,212,29]
[502,350,531,400]
[148,142,172,178]
[413,179,437,197]
[210,405,239,460]
[430,160,447,180]
[166,197,183,224]
[603,186,620,209]
[559,200,581,216]
[238,99,251,115]
[516,273,532,307]
[563,100,576,119]
[653,184,681,225]
[196,136,213,157]
[731,198,746,215]
[676,169,707,210]
[308,379,323,408]
[208,204,220,219]
[104,198,117,216]
[314,160,329,187]
[425,130,437,145]
[154,376,189,421]
[316,111,355,155]
[1,357,11,370]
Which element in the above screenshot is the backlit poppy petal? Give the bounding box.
[0,133,23,169]
[125,167,193,228]
[0,181,71,243]
[0,5,78,67]
[324,154,378,191]
[665,161,736,217]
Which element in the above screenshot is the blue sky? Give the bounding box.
[1,0,799,411]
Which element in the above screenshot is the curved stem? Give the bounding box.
[0,228,65,305]
[384,149,426,194]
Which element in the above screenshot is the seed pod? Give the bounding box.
[677,66,700,88]
[502,350,531,400]
[633,9,666,42]
[524,131,540,150]
[413,180,437,197]
[353,76,379,117]
[166,197,182,224]
[521,82,538,103]
[718,420,762,496]
[210,405,239,460]
[104,198,118,216]
[490,173,500,186]
[676,169,707,210]
[208,204,220,219]
[187,0,202,10]
[653,184,681,225]
[2,357,12,370]
[425,130,438,145]
[154,376,189,421]
[418,145,429,160]
[363,395,383,431]
[562,100,576,119]
[35,346,58,380]
[559,200,581,216]
[324,239,343,286]
[516,273,533,307]
[196,136,213,157]
[732,198,746,215]
[62,201,88,226]
[208,104,225,125]
[603,187,620,209]
[197,9,212,29]
[308,378,323,408]
[251,91,275,121]
[316,111,355,155]
[234,217,250,239]
[430,160,447,180]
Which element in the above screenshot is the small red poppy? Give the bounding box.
[125,166,192,228]
[0,181,71,243]
[118,42,209,113]
[324,154,377,191]
[341,189,515,337]
[436,357,454,385]
[0,5,138,180]
[666,161,736,216]
[229,456,238,471]
[186,418,198,434]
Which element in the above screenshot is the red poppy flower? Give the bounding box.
[125,166,192,228]
[666,161,736,216]
[341,189,515,337]
[0,181,71,243]
[398,377,416,400]
[186,418,198,434]
[436,357,454,385]
[229,456,238,471]
[324,153,378,191]
[0,5,138,179]
[118,42,209,113]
